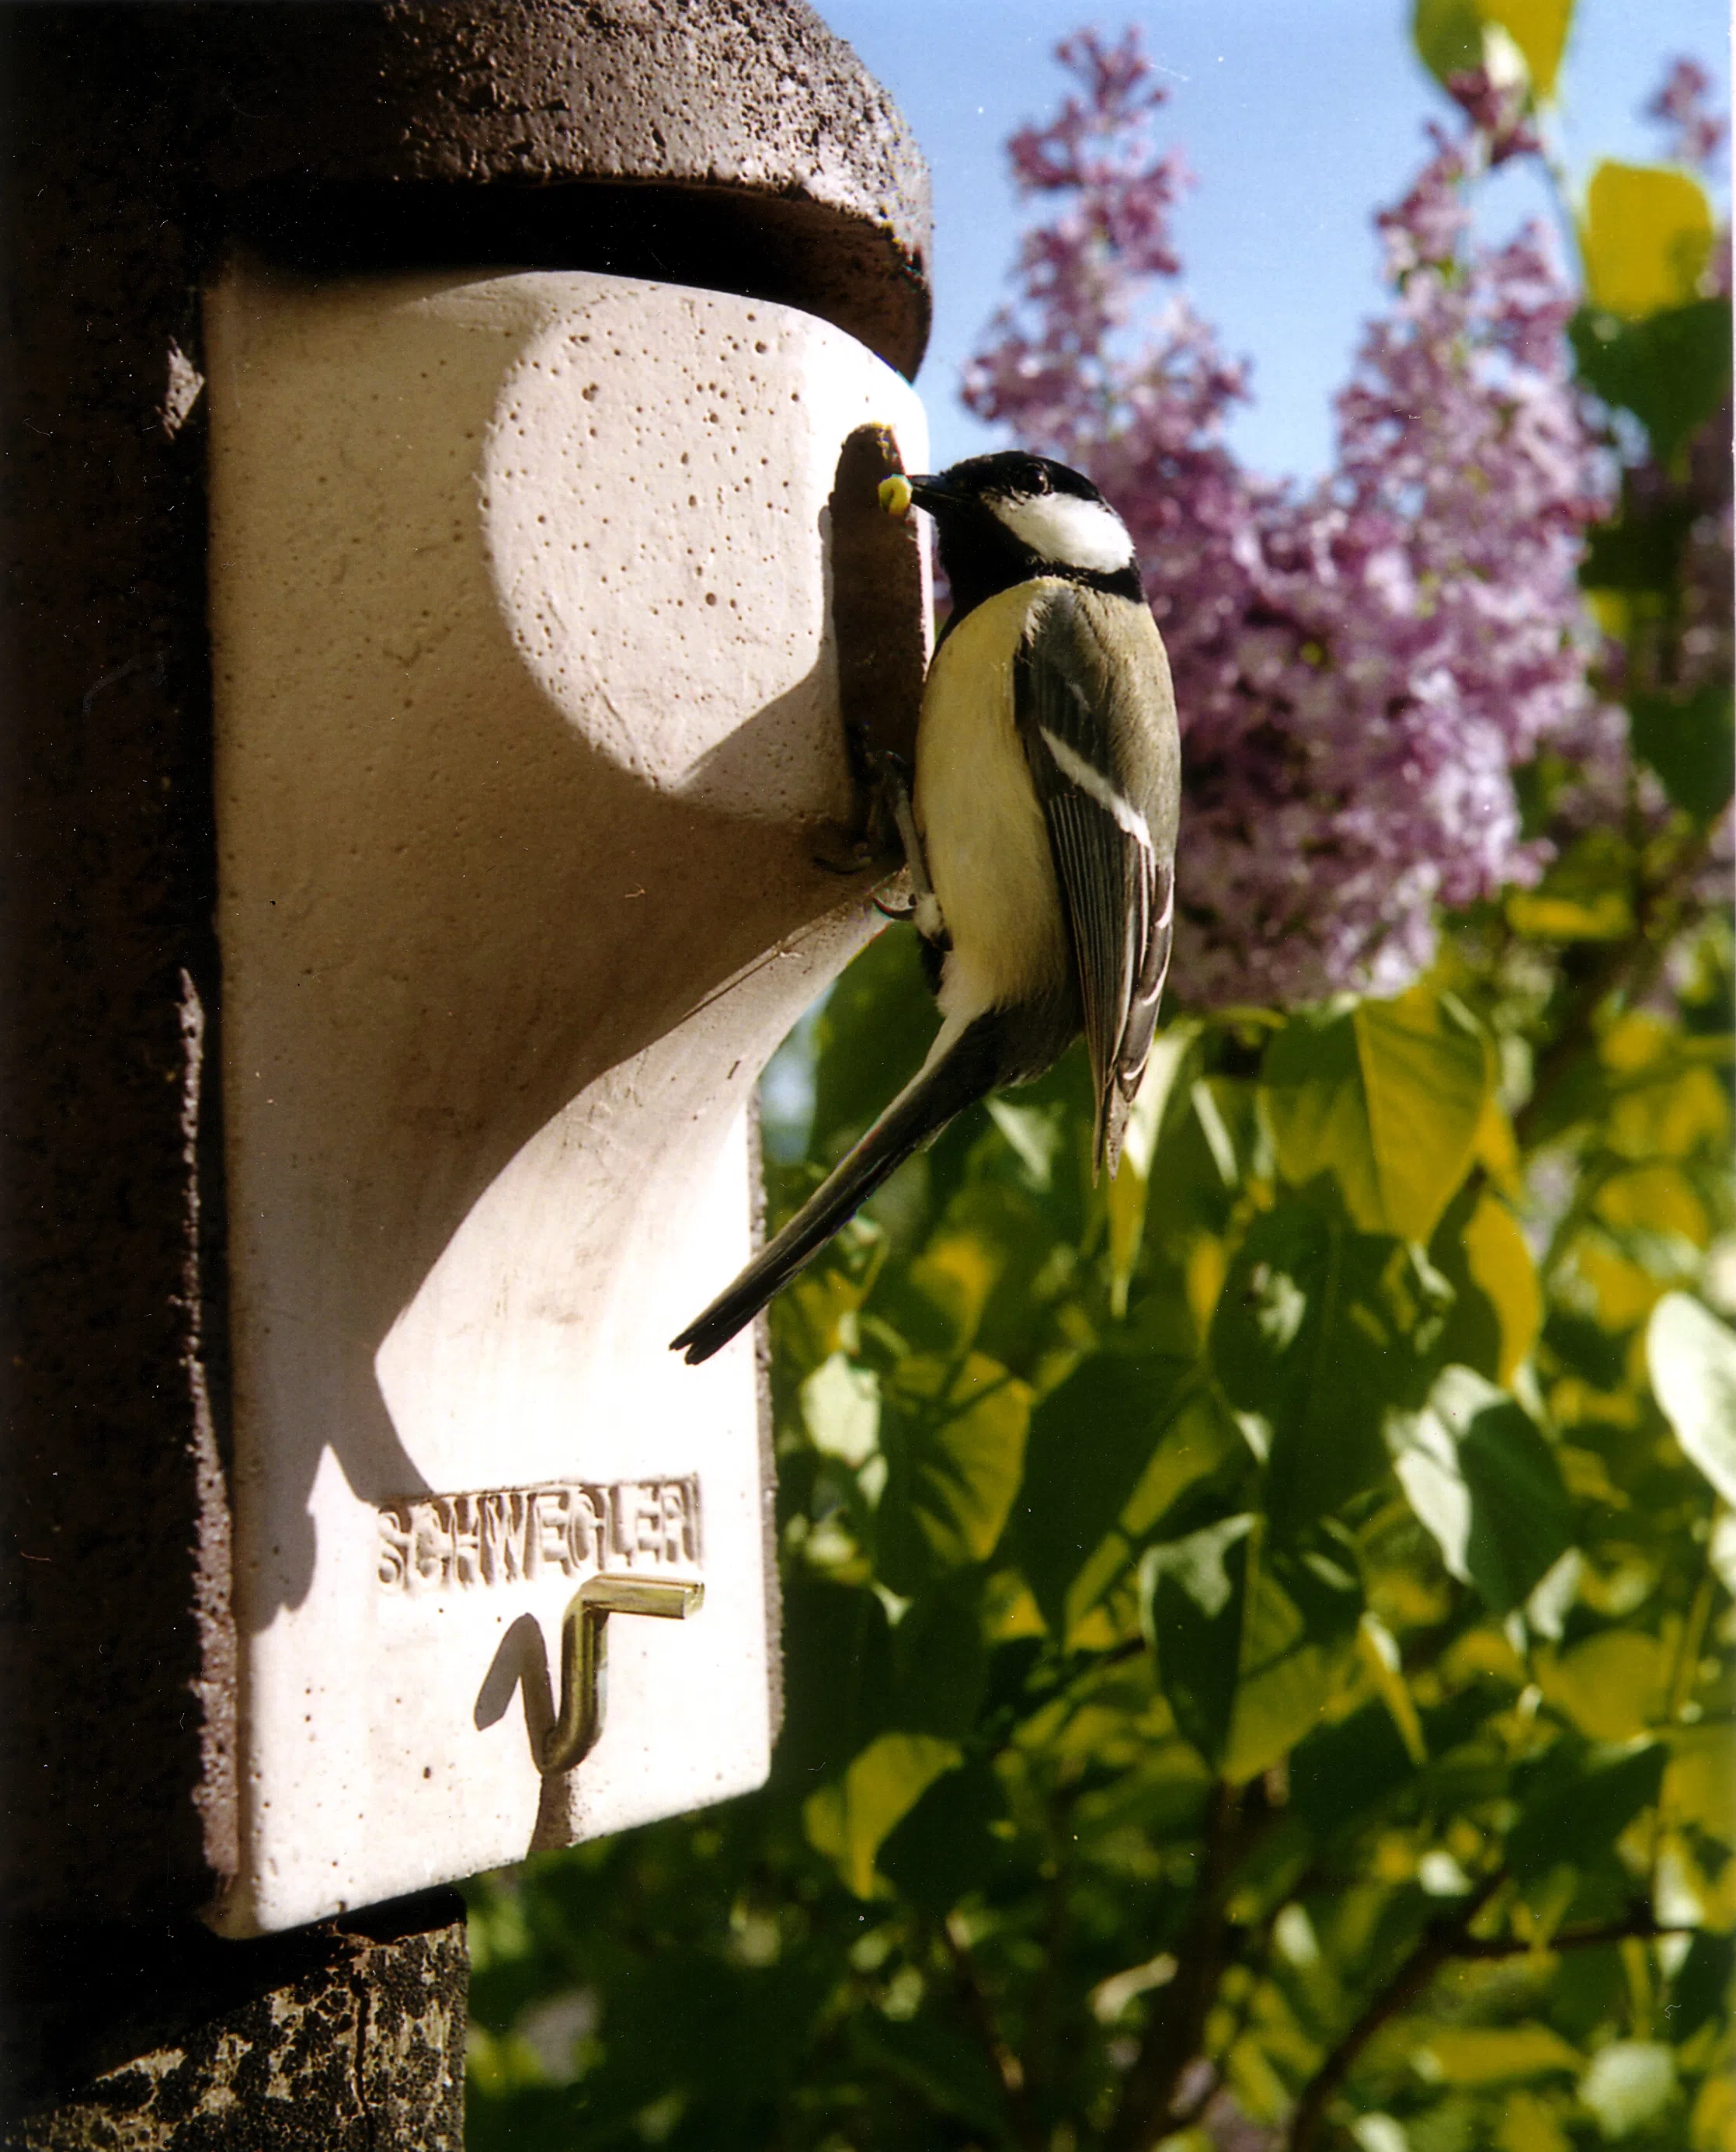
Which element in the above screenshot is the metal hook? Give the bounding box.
[540,1573,704,1774]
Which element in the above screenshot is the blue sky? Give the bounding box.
[819,0,1730,482]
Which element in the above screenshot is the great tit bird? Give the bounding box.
[672,451,1179,1366]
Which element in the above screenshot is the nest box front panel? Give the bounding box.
[204,266,927,1936]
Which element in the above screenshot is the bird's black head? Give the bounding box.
[899,452,1143,622]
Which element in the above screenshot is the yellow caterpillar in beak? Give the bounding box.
[878,473,913,518]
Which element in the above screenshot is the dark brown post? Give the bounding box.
[0,4,929,2138]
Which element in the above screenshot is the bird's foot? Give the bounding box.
[874,867,918,921]
[873,753,944,930]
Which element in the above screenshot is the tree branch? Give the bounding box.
[1284,1893,1692,2150]
[1105,1779,1244,2152]
[1449,1914,1698,1959]
[1025,1779,1078,2108]
[938,1911,1043,2152]
[1285,1874,1504,2152]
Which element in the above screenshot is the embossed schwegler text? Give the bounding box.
[377,1478,702,1596]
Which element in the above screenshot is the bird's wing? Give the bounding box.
[1014,586,1174,1177]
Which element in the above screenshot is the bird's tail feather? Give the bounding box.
[671,1011,1008,1365]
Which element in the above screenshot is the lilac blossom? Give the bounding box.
[1646,57,1728,173]
[1441,64,1539,166]
[963,30,1612,1006]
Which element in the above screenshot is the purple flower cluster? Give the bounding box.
[1646,57,1727,173]
[963,30,1612,1006]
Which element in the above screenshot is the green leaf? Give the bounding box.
[1413,0,1484,85]
[891,1580,987,1738]
[1571,299,1732,468]
[1289,1702,1421,1834]
[877,1351,1032,1592]
[1668,1931,1736,2042]
[1052,1391,1250,1645]
[851,2013,1010,2134]
[1580,495,1699,596]
[1212,1194,1449,1535]
[1262,987,1491,1243]
[1012,1351,1198,1635]
[1506,1739,1667,1883]
[906,1224,1007,1357]
[803,1730,962,1897]
[775,1577,894,1784]
[1647,1292,1736,1505]
[1578,2042,1679,2138]
[1387,1365,1574,1615]
[563,1952,827,2123]
[1581,162,1716,322]
[1139,1514,1254,1768]
[1225,1535,1364,1782]
[876,1758,1011,1914]
[1629,684,1735,823]
[1412,0,1573,98]
[802,1351,881,1465]
[1107,1022,1199,1316]
[942,1171,1084,1374]
[809,923,938,1152]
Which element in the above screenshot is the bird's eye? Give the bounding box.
[1033,470,1051,494]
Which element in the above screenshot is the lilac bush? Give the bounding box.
[963,31,1614,1006]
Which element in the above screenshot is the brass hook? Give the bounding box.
[540,1573,704,1774]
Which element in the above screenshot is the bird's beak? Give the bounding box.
[906,474,957,512]
[877,472,956,520]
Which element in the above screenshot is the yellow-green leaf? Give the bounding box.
[1225,1638,1355,1785]
[1582,162,1716,321]
[1597,1163,1710,1246]
[1414,2025,1583,2087]
[1262,986,1491,1243]
[1487,0,1571,97]
[1107,1023,1197,1317]
[909,1229,1002,1353]
[883,1352,1032,1580]
[1358,1613,1429,1765]
[1665,1725,1736,1841]
[1505,886,1634,940]
[1473,1093,1522,1194]
[1535,1630,1669,1740]
[1608,1065,1728,1161]
[1463,1191,1543,1382]
[1223,1543,1362,1782]
[802,1732,962,1898]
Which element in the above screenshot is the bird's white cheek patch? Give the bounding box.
[991,492,1134,573]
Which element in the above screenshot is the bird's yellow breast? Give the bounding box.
[913,582,1070,1022]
